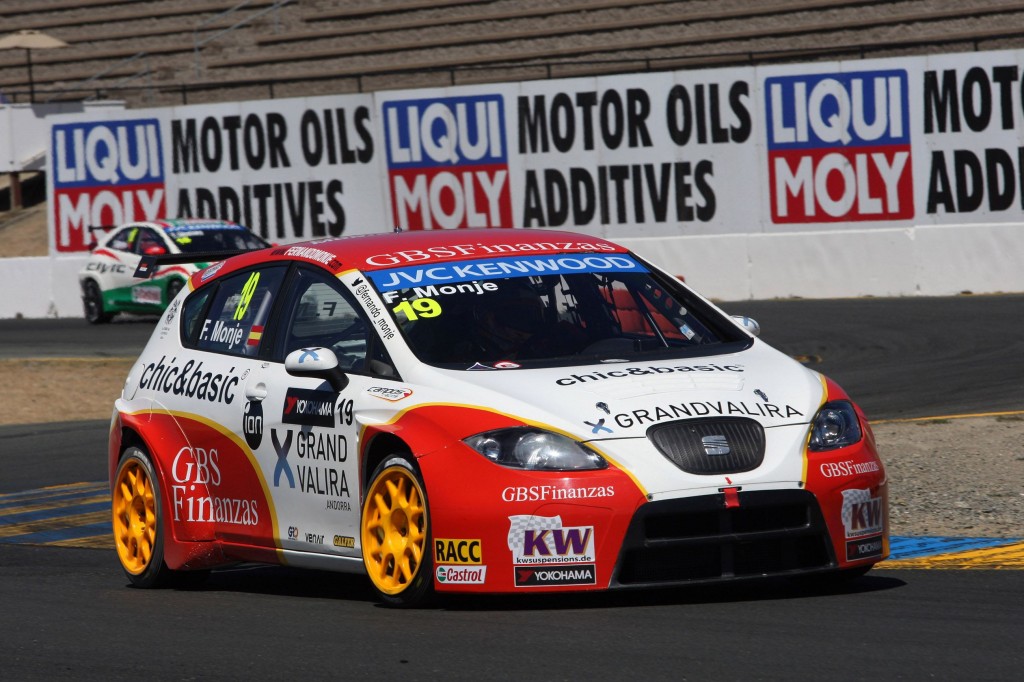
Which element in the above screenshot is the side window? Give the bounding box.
[194,266,287,357]
[275,268,373,373]
[107,227,136,252]
[135,228,166,255]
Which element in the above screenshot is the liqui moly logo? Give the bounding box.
[765,70,913,223]
[383,95,513,230]
[51,118,167,252]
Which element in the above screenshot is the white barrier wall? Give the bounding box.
[3,223,1020,319]
[6,48,1024,318]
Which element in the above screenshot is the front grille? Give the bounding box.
[612,490,836,587]
[647,417,765,475]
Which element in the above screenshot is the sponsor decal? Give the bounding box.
[333,535,355,548]
[200,261,225,281]
[507,515,595,566]
[164,298,180,324]
[846,535,884,561]
[434,539,482,565]
[383,94,512,230]
[273,245,343,271]
[583,417,613,434]
[436,565,487,585]
[304,532,325,544]
[365,386,413,402]
[84,262,128,274]
[501,485,615,503]
[514,565,596,587]
[270,428,350,499]
[555,363,744,385]
[288,526,299,539]
[170,446,259,526]
[131,286,162,305]
[282,388,335,427]
[243,399,263,449]
[51,118,166,252]
[765,70,913,223]
[819,459,881,478]
[138,355,241,404]
[841,488,885,539]
[613,400,802,427]
[363,240,618,267]
[370,254,644,292]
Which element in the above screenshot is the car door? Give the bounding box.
[175,263,289,548]
[246,264,396,558]
[94,226,142,308]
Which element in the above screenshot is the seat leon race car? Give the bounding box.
[109,229,887,607]
[79,218,269,323]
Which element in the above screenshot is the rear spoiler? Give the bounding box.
[134,249,257,279]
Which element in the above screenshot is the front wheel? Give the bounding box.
[82,280,113,324]
[360,456,433,608]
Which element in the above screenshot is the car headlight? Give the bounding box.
[464,427,608,471]
[808,400,862,451]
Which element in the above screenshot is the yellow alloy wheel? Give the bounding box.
[113,455,158,575]
[361,462,428,596]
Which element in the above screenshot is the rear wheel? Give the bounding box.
[360,456,433,608]
[165,278,184,305]
[82,280,113,324]
[112,447,207,588]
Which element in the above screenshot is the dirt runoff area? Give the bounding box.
[2,356,1021,539]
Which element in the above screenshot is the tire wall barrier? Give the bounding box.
[7,49,1024,318]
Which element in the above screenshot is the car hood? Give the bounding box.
[413,339,825,442]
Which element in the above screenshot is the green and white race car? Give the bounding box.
[78,218,269,323]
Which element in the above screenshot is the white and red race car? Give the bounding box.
[79,218,268,323]
[110,229,887,606]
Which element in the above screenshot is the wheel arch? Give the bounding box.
[111,410,218,552]
[361,430,415,491]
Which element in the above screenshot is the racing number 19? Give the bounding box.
[392,298,442,321]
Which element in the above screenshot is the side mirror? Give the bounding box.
[144,245,168,255]
[285,346,349,392]
[731,315,761,337]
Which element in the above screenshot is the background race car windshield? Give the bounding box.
[370,254,748,367]
[166,226,268,253]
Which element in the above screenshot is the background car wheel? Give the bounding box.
[112,447,208,589]
[360,456,434,608]
[82,280,113,324]
[166,278,183,304]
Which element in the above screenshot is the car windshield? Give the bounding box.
[369,252,750,369]
[166,225,267,253]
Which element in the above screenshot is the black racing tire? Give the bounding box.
[360,456,435,608]
[112,447,208,589]
[83,279,113,324]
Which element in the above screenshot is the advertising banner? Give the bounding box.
[47,49,1024,255]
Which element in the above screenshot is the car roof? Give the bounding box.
[191,228,629,286]
[138,219,248,232]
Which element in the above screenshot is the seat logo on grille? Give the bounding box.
[701,435,730,455]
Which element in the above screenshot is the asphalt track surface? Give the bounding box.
[1,295,1023,680]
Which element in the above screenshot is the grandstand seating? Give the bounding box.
[2,0,1024,108]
